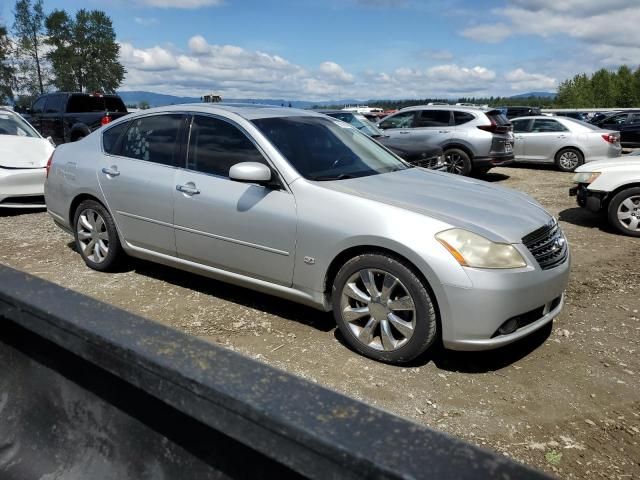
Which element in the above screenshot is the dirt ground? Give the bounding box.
[1,165,639,479]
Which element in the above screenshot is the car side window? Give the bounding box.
[32,97,46,114]
[607,113,628,125]
[531,119,567,133]
[121,114,183,166]
[187,115,267,178]
[453,111,475,126]
[512,119,530,133]
[378,111,415,129]
[44,94,66,114]
[628,113,640,124]
[102,121,130,155]
[415,110,451,127]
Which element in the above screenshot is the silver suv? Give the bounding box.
[45,105,569,364]
[377,106,514,175]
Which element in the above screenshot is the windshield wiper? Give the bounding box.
[310,173,356,181]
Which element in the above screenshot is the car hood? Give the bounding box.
[320,168,553,243]
[0,136,54,169]
[576,156,640,172]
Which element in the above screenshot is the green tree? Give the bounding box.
[0,24,14,103]
[13,0,47,95]
[138,100,150,110]
[614,65,636,107]
[45,9,125,93]
[591,69,614,107]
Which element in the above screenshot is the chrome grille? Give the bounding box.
[523,221,568,270]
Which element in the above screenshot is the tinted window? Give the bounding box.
[32,97,46,114]
[102,121,130,155]
[252,116,408,180]
[187,115,266,177]
[512,119,530,133]
[45,94,66,114]
[379,111,415,129]
[454,111,475,125]
[121,114,183,166]
[628,113,640,124]
[67,95,127,113]
[532,119,567,132]
[415,110,450,127]
[605,113,628,125]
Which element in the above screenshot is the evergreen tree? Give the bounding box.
[13,0,47,95]
[614,65,636,107]
[0,24,14,103]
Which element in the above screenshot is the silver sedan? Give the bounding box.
[512,116,621,172]
[45,105,570,363]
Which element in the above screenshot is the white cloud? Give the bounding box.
[319,61,354,83]
[133,0,223,8]
[461,23,510,43]
[505,68,556,91]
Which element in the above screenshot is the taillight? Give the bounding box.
[101,114,111,125]
[601,133,619,144]
[45,153,54,178]
[478,117,510,134]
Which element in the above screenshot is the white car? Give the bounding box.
[570,152,640,236]
[0,108,55,208]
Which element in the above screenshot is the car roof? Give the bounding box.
[399,105,489,113]
[121,103,325,121]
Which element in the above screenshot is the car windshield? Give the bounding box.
[0,111,40,138]
[252,116,410,181]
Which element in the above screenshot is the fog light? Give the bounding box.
[498,318,519,335]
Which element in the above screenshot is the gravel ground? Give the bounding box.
[1,165,639,478]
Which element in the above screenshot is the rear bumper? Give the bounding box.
[0,168,46,208]
[473,153,515,168]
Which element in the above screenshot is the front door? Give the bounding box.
[511,118,532,160]
[173,114,297,286]
[520,118,569,163]
[98,113,185,256]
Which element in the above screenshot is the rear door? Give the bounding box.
[98,113,185,256]
[40,93,66,144]
[173,114,297,286]
[521,118,569,163]
[28,96,47,134]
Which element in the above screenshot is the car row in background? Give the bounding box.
[375,105,514,176]
[511,116,621,172]
[571,150,640,237]
[320,110,445,170]
[0,107,55,208]
[590,110,640,148]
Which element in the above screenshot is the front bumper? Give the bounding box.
[569,183,606,212]
[439,251,571,351]
[0,168,46,208]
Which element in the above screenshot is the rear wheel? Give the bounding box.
[555,148,583,172]
[607,187,640,237]
[73,199,123,271]
[443,148,472,176]
[332,253,437,364]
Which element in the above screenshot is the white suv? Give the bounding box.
[377,106,514,176]
[570,152,640,236]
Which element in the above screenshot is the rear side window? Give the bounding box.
[102,121,130,155]
[454,111,475,125]
[121,114,184,166]
[415,110,450,127]
[187,115,267,177]
[531,119,568,132]
[32,96,46,114]
[379,111,415,129]
[67,95,127,113]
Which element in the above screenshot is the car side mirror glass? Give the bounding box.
[46,136,56,147]
[229,162,272,185]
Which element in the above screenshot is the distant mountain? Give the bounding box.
[510,91,556,99]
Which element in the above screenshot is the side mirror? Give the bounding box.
[229,162,272,185]
[46,136,56,147]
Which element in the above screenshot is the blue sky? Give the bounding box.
[1,0,638,100]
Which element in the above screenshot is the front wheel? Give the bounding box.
[607,187,640,237]
[555,148,583,172]
[73,199,124,271]
[332,254,437,364]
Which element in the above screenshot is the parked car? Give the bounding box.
[570,154,640,236]
[377,106,514,175]
[321,110,445,170]
[590,110,640,147]
[0,107,55,208]
[588,111,619,125]
[511,116,621,172]
[45,105,570,364]
[498,106,542,119]
[554,111,589,121]
[22,92,128,145]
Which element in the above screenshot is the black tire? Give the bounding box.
[73,199,124,271]
[555,148,583,172]
[607,187,640,237]
[331,253,438,364]
[443,148,472,176]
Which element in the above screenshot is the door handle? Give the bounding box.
[557,135,567,138]
[176,184,200,195]
[101,167,120,177]
[399,131,411,134]
[438,130,451,133]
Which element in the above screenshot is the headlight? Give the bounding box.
[435,229,527,269]
[573,172,600,184]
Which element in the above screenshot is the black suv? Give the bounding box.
[24,92,128,144]
[498,106,542,119]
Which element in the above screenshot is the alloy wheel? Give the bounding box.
[616,195,640,232]
[340,268,416,351]
[558,151,580,170]
[444,152,465,174]
[77,208,110,263]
